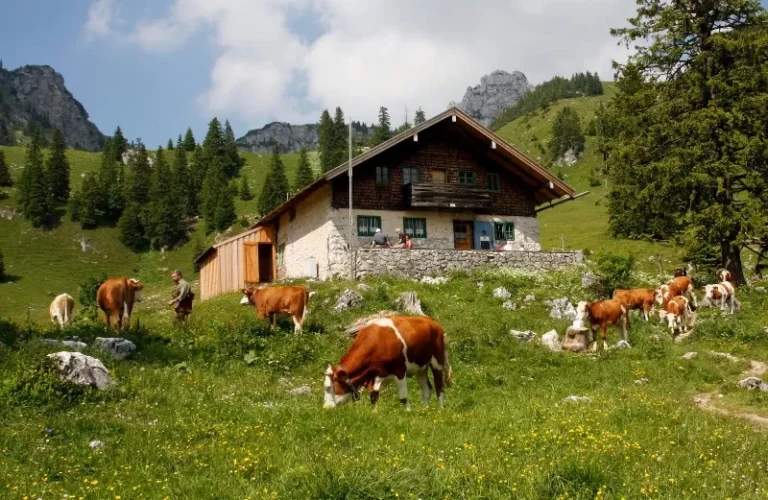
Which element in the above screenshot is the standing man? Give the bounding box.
[168,269,194,321]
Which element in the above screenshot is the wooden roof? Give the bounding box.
[254,107,574,226]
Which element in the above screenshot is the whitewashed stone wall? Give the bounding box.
[277,184,333,279]
[354,248,583,279]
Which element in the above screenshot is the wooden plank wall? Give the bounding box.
[200,225,277,301]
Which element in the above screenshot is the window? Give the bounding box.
[488,173,500,192]
[458,171,476,185]
[403,217,427,239]
[494,222,515,241]
[402,167,420,185]
[357,215,381,237]
[277,243,286,267]
[376,166,390,186]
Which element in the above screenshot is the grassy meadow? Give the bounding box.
[2,268,768,499]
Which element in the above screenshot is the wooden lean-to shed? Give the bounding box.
[195,225,276,301]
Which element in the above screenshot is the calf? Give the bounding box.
[702,282,737,314]
[612,288,658,321]
[49,293,75,327]
[323,316,452,410]
[240,285,311,333]
[664,295,692,336]
[716,268,733,283]
[576,299,629,351]
[96,278,144,329]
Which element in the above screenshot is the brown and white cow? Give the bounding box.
[323,316,452,410]
[702,281,738,314]
[716,268,733,284]
[656,276,697,309]
[240,285,312,333]
[664,295,692,335]
[612,288,659,321]
[576,299,629,351]
[674,267,688,278]
[96,278,144,329]
[49,293,75,327]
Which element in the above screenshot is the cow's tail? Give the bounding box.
[303,290,315,323]
[443,351,453,388]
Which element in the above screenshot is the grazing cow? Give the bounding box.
[96,278,144,329]
[576,299,629,351]
[674,267,688,278]
[612,288,658,321]
[664,296,692,336]
[656,276,697,309]
[702,282,738,314]
[240,286,312,333]
[323,316,452,410]
[49,293,75,327]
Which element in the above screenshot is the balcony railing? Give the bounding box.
[405,182,491,210]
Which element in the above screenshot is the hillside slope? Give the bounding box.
[494,84,683,267]
[0,145,311,320]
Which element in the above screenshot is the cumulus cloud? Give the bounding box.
[83,0,116,41]
[86,0,637,126]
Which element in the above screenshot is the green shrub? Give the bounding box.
[587,252,635,298]
[588,168,602,187]
[78,273,107,321]
[2,356,90,408]
[0,246,4,281]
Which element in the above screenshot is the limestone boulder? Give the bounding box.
[333,289,363,312]
[47,352,114,390]
[93,337,136,360]
[540,330,562,352]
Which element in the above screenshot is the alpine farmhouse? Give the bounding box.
[196,107,582,300]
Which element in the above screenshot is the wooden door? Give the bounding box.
[432,169,446,184]
[244,242,259,283]
[453,221,474,250]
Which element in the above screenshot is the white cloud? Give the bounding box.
[87,0,637,127]
[83,0,116,41]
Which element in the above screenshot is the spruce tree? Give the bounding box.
[117,203,149,252]
[112,126,128,162]
[607,0,768,284]
[201,158,227,232]
[167,138,174,150]
[318,110,335,173]
[239,174,253,201]
[330,107,347,170]
[202,118,225,169]
[189,145,206,213]
[98,139,123,221]
[46,129,70,204]
[548,106,584,162]
[370,107,392,146]
[78,172,102,229]
[0,246,5,281]
[19,127,53,227]
[213,184,237,232]
[146,147,185,249]
[128,140,152,205]
[69,188,83,222]
[258,145,290,215]
[183,127,196,152]
[0,150,12,186]
[414,108,426,125]
[173,138,193,217]
[294,147,314,190]
[223,120,244,178]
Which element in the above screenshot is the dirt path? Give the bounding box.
[692,356,768,427]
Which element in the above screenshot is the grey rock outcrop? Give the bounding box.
[540,330,562,352]
[738,377,768,391]
[458,70,529,127]
[47,352,114,390]
[546,298,577,321]
[394,292,425,316]
[44,339,87,351]
[0,65,104,150]
[492,287,511,300]
[93,337,137,360]
[510,329,536,342]
[333,289,363,312]
[237,122,374,154]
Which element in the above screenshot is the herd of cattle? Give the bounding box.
[44,268,740,409]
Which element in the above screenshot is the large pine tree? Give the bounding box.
[318,110,336,173]
[414,108,426,125]
[213,184,237,232]
[98,138,124,221]
[112,126,128,162]
[0,150,12,186]
[370,107,392,146]
[330,107,347,170]
[548,106,585,162]
[146,147,186,249]
[223,120,244,178]
[46,129,70,204]
[18,127,53,227]
[202,118,225,171]
[183,127,196,152]
[239,174,253,201]
[189,145,206,213]
[173,138,193,218]
[607,0,768,284]
[258,145,290,215]
[294,147,314,190]
[117,202,149,252]
[201,157,227,231]
[128,141,152,205]
[78,172,102,229]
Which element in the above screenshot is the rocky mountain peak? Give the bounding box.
[458,70,529,127]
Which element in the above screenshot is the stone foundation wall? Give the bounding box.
[355,248,583,279]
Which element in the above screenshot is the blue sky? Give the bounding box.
[3,0,765,148]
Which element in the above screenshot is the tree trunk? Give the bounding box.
[721,241,746,285]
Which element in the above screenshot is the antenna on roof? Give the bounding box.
[348,120,354,280]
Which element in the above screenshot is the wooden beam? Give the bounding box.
[535,191,590,213]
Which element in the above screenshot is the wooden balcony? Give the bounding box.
[405,182,491,210]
